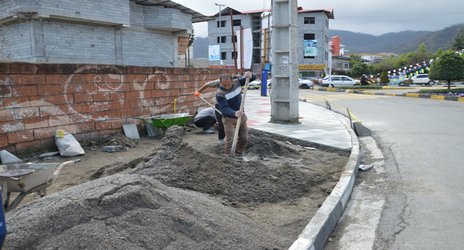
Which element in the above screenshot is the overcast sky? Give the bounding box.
[174,0,464,37]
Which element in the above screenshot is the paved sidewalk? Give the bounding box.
[244,91,360,250]
[245,92,352,150]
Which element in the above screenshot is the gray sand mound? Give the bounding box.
[5,174,289,249]
[5,126,347,249]
[133,127,343,205]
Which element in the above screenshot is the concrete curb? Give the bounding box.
[315,87,464,102]
[289,107,361,250]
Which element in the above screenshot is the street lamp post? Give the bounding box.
[215,3,225,65]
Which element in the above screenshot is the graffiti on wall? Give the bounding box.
[1,65,214,138]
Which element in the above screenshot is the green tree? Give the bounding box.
[349,54,369,77]
[451,30,464,51]
[429,51,464,89]
[380,71,390,85]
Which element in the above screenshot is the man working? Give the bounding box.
[193,107,218,134]
[194,79,225,143]
[216,71,256,155]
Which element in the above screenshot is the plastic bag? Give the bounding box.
[55,131,85,157]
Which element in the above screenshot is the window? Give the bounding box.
[341,76,351,81]
[231,35,237,43]
[217,36,226,43]
[221,52,227,60]
[231,51,237,59]
[304,17,315,24]
[304,33,315,40]
[233,19,241,26]
[216,20,226,27]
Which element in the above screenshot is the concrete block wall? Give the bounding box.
[121,30,176,67]
[42,20,117,64]
[0,0,36,20]
[0,21,32,61]
[1,0,191,67]
[143,6,191,32]
[37,0,130,26]
[0,63,231,153]
[129,2,145,28]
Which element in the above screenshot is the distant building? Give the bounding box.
[207,7,334,78]
[0,0,210,67]
[330,36,346,56]
[358,53,398,64]
[332,56,351,74]
[207,7,266,71]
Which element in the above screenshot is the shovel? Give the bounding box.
[230,76,250,155]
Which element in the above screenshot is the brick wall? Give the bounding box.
[0,63,230,153]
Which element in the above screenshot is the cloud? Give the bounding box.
[176,0,464,36]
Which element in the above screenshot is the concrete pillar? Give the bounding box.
[270,0,299,123]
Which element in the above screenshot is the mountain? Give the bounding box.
[330,24,464,53]
[193,24,464,58]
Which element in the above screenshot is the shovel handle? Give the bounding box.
[230,76,250,154]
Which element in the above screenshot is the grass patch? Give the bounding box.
[337,85,383,90]
[418,88,464,94]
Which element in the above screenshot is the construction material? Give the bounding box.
[55,131,85,157]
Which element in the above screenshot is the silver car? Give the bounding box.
[321,75,357,87]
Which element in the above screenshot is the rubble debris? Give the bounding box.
[359,164,374,172]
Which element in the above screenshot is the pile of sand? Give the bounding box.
[5,126,348,249]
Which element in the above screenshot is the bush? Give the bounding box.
[418,88,464,94]
[380,71,390,84]
[337,86,383,90]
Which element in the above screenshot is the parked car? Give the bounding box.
[247,79,262,89]
[298,78,315,89]
[320,75,358,87]
[410,74,435,85]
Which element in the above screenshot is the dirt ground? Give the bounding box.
[10,124,349,248]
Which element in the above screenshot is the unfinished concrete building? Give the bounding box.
[0,0,209,67]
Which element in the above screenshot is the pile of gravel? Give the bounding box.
[5,174,289,249]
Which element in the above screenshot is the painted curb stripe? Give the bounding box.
[406,93,419,97]
[431,95,445,100]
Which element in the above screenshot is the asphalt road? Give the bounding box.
[300,90,464,249]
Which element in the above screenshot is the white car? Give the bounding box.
[410,74,435,85]
[321,75,357,87]
[298,78,314,89]
[321,75,356,88]
[247,79,262,89]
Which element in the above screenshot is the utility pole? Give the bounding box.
[215,3,225,66]
[270,0,299,123]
